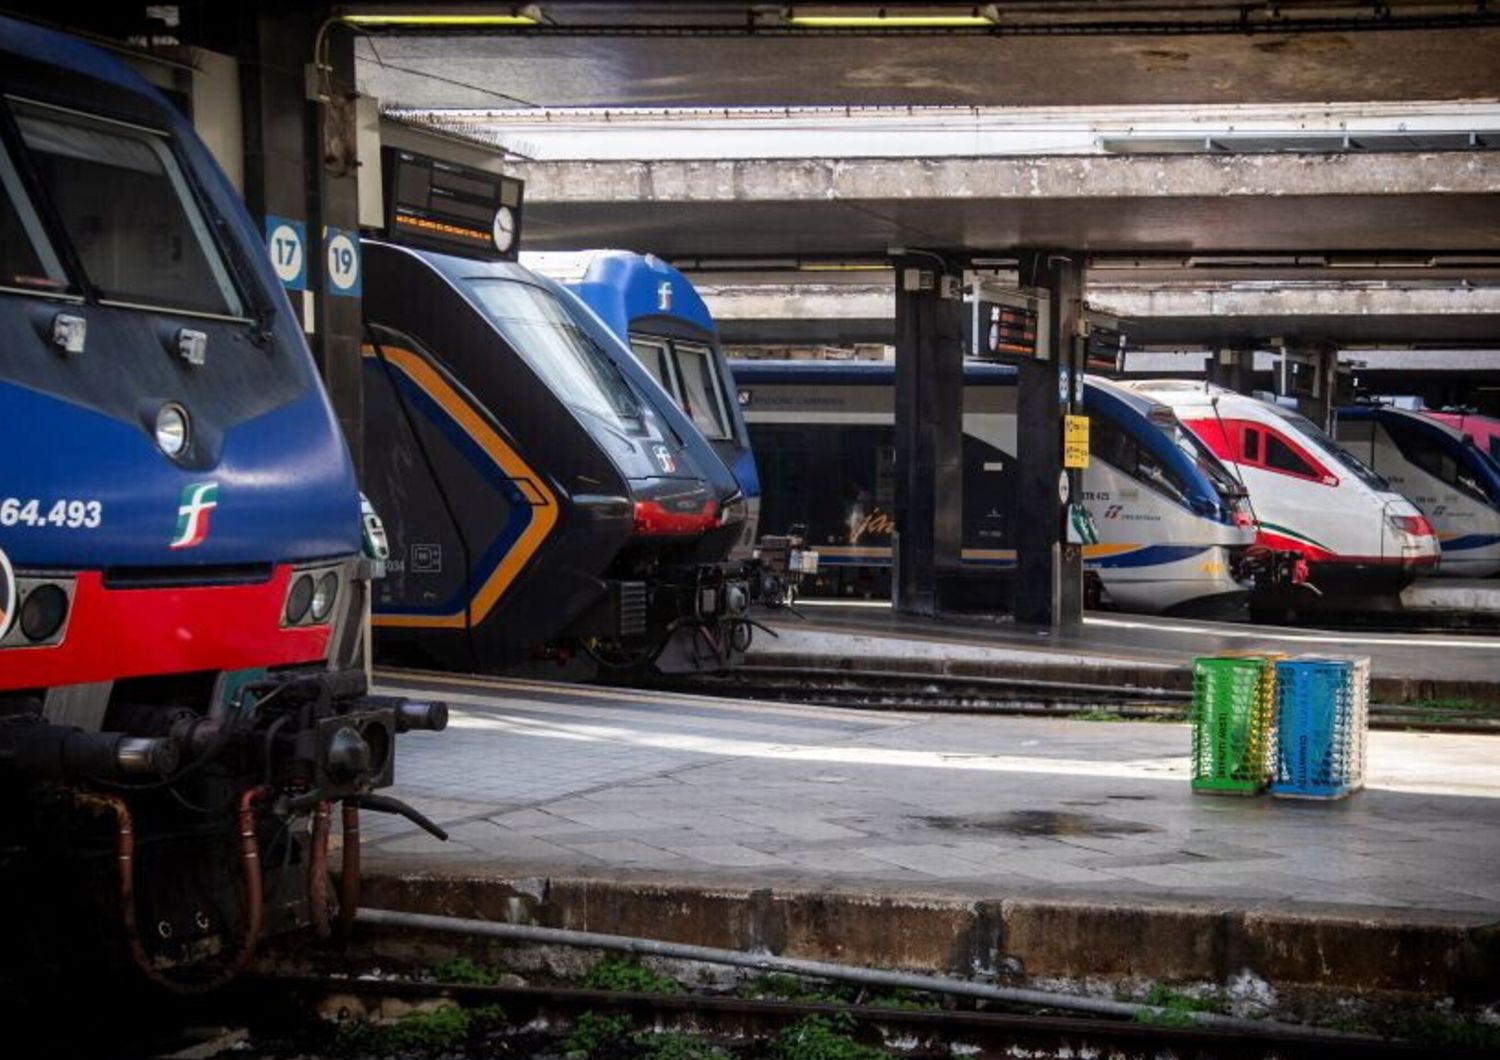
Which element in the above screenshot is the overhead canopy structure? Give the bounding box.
[352,1,1500,109]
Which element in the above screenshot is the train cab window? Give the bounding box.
[0,143,67,293]
[629,337,678,397]
[1090,415,1190,506]
[11,102,243,318]
[467,278,647,436]
[1242,428,1261,462]
[1264,433,1317,477]
[673,341,732,441]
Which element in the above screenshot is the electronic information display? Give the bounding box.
[381,147,524,261]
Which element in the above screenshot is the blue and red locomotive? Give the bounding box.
[0,17,443,988]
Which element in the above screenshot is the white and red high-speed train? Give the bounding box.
[1127,382,1441,588]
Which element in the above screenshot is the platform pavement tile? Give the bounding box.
[551,810,671,831]
[639,809,779,835]
[439,820,590,861]
[562,840,695,867]
[856,844,997,879]
[719,813,869,841]
[774,848,928,879]
[933,843,1130,886]
[654,842,785,868]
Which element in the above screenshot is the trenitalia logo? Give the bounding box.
[0,546,13,639]
[170,482,219,550]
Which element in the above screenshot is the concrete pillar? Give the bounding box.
[1206,346,1256,394]
[1014,251,1086,631]
[197,1,363,470]
[892,256,966,617]
[1275,339,1340,432]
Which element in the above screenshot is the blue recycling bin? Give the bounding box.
[1270,657,1368,800]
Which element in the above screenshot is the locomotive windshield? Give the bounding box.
[467,278,647,436]
[0,141,67,292]
[629,335,733,441]
[11,101,244,318]
[1268,405,1390,491]
[1152,413,1246,499]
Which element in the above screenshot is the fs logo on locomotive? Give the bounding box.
[0,545,14,639]
[170,481,220,550]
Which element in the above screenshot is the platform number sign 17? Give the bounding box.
[264,215,307,291]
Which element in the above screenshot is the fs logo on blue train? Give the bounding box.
[170,482,219,550]
[652,445,676,474]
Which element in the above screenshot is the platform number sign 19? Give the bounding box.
[324,227,362,298]
[264,215,307,292]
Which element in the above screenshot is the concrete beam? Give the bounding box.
[513,152,1500,204]
[701,282,1500,347]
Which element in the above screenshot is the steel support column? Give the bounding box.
[892,256,965,616]
[1014,251,1086,630]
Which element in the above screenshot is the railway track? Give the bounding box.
[644,664,1500,733]
[210,973,1456,1060]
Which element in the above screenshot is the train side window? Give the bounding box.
[1264,433,1317,478]
[1088,415,1136,471]
[672,341,732,441]
[1242,427,1261,463]
[12,101,243,318]
[0,141,68,293]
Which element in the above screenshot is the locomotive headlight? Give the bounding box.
[310,571,339,623]
[19,584,68,642]
[155,403,190,459]
[285,574,314,624]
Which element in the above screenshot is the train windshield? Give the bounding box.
[1268,406,1390,490]
[0,141,68,293]
[1150,411,1245,499]
[467,278,647,435]
[11,101,244,318]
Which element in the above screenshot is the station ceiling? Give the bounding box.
[352,2,1500,109]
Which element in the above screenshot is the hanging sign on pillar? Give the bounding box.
[264,215,307,291]
[323,226,362,297]
[1064,414,1090,469]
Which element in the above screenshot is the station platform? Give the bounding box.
[751,601,1500,704]
[356,670,1500,999]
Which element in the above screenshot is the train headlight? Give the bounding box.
[285,574,314,624]
[155,403,190,459]
[19,584,68,642]
[310,572,339,623]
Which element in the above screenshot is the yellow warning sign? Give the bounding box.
[1064,414,1090,469]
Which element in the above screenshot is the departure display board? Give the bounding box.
[971,286,1047,362]
[381,148,524,261]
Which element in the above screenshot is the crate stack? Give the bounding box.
[1189,655,1277,795]
[1270,657,1370,800]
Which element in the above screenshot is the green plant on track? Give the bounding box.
[564,1011,633,1057]
[583,956,682,995]
[635,1030,732,1060]
[431,955,502,984]
[1132,983,1226,1027]
[768,1015,891,1060]
[333,1003,506,1056]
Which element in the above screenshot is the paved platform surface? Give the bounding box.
[367,671,1500,919]
[770,600,1500,686]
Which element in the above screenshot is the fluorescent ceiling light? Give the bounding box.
[785,5,998,27]
[341,5,541,26]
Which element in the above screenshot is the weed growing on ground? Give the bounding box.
[1131,983,1227,1027]
[583,956,682,995]
[431,955,502,985]
[1409,697,1490,713]
[768,1015,891,1060]
[564,1011,634,1057]
[1074,709,1125,722]
[740,973,940,1011]
[332,1003,506,1056]
[634,1030,733,1060]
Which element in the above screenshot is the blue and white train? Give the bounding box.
[732,360,1261,616]
[1335,404,1500,577]
[524,251,761,559]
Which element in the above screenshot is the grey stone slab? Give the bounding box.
[659,843,785,868]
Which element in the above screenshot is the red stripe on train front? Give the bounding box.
[0,566,331,691]
[1255,529,1335,561]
